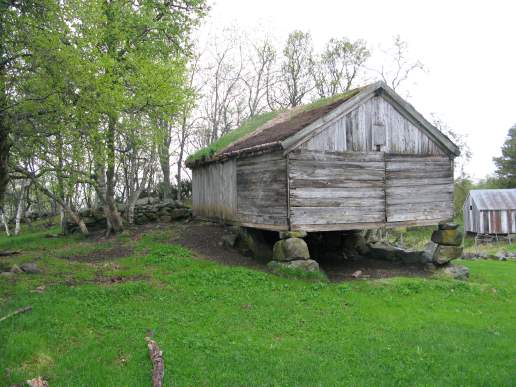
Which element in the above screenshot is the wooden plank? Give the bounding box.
[236,154,288,226]
[290,187,385,199]
[290,207,385,225]
[291,179,385,189]
[289,149,384,162]
[291,217,450,232]
[290,197,385,208]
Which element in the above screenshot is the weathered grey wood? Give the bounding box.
[385,154,453,223]
[299,95,449,156]
[236,152,288,226]
[291,218,449,232]
[289,150,387,227]
[192,160,237,222]
[281,82,382,153]
[190,82,458,231]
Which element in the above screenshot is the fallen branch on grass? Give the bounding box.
[0,250,21,257]
[0,306,32,323]
[145,337,164,387]
[26,376,49,387]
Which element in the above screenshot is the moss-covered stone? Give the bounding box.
[434,245,464,265]
[431,229,463,246]
[272,237,310,261]
[438,222,459,231]
[268,259,319,273]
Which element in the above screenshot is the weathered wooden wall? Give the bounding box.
[463,195,478,233]
[385,154,453,223]
[288,150,453,231]
[288,150,386,231]
[464,199,516,234]
[192,160,237,222]
[236,152,288,229]
[300,95,446,155]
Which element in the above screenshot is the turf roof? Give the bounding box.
[186,87,362,166]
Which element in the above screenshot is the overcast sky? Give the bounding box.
[199,0,515,180]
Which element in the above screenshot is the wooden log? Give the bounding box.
[0,250,20,257]
[145,337,164,387]
[0,306,32,323]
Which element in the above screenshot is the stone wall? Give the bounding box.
[67,198,191,233]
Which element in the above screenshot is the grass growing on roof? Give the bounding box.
[186,87,363,164]
[187,110,281,163]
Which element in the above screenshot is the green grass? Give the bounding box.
[0,224,515,386]
[186,87,362,165]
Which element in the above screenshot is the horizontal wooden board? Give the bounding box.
[290,207,385,225]
[290,149,384,162]
[236,151,288,226]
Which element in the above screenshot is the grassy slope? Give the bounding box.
[0,225,515,386]
[186,88,362,164]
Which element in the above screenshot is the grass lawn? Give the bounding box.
[0,224,515,386]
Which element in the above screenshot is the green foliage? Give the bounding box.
[493,124,516,187]
[453,177,474,219]
[0,225,515,386]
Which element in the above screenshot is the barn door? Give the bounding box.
[384,154,454,223]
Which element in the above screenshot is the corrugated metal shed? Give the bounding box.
[468,189,516,210]
[464,189,516,234]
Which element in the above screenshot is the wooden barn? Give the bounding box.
[463,189,516,235]
[186,82,460,232]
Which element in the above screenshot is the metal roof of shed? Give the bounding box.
[469,189,516,210]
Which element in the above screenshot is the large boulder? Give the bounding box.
[268,259,319,272]
[368,242,407,261]
[272,237,310,261]
[21,262,40,274]
[441,264,469,280]
[434,245,463,265]
[431,229,463,246]
[423,241,463,265]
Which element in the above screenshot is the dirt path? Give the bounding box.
[172,222,267,270]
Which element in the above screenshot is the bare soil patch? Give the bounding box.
[172,221,266,270]
[171,221,430,281]
[67,245,133,263]
[320,259,430,282]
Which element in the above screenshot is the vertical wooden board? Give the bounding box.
[294,94,450,156]
[191,160,237,221]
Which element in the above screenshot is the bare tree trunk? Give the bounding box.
[126,157,153,224]
[176,136,185,201]
[14,181,28,235]
[39,184,89,235]
[15,170,89,235]
[103,115,124,234]
[0,66,11,235]
[0,208,9,236]
[158,118,172,200]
